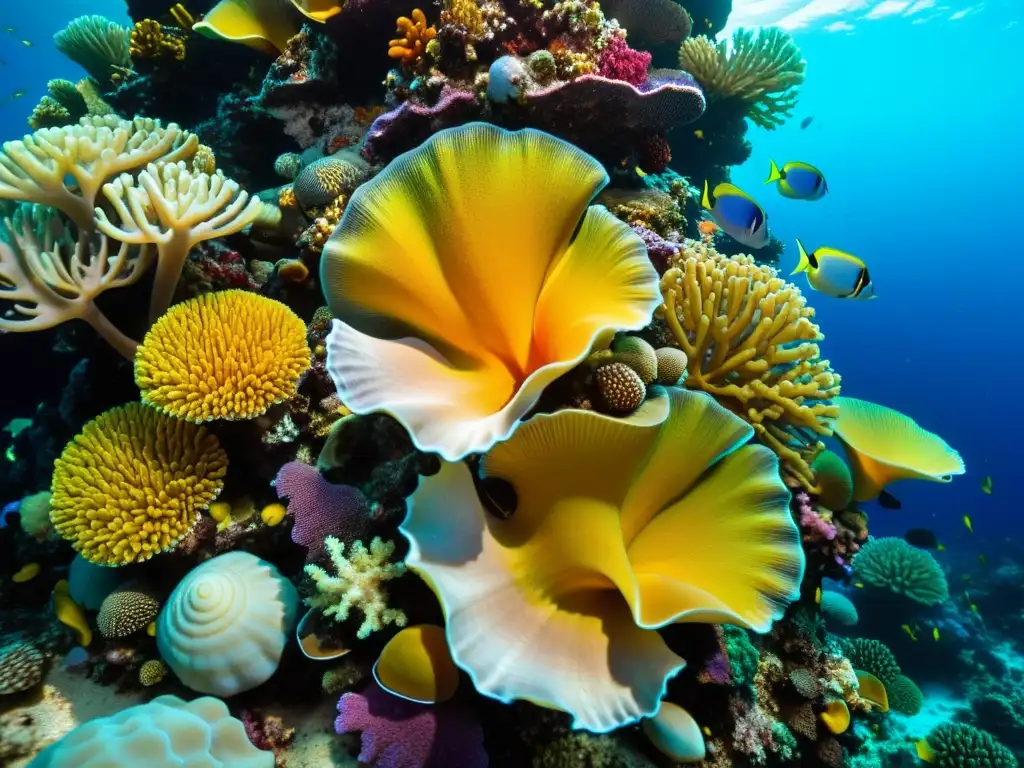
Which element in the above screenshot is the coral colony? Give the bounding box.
[0,1,1013,767]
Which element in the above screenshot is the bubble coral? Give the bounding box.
[0,642,45,694]
[388,9,436,66]
[923,722,1018,768]
[595,361,647,413]
[53,15,132,85]
[678,27,805,129]
[98,584,161,638]
[656,243,840,488]
[853,537,949,606]
[134,290,310,422]
[30,695,274,767]
[322,122,661,462]
[51,403,228,566]
[402,387,804,732]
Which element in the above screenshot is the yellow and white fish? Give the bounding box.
[792,240,875,299]
[701,181,770,250]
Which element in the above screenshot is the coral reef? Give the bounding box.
[853,537,949,605]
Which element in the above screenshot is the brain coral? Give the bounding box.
[925,722,1018,768]
[887,674,923,716]
[29,694,273,767]
[157,551,299,697]
[853,537,948,605]
[51,403,228,566]
[135,290,310,422]
[294,151,369,211]
[820,591,858,626]
[656,242,840,489]
[837,637,901,686]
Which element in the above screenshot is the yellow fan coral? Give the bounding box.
[193,0,301,55]
[678,27,805,129]
[50,402,228,566]
[321,122,661,462]
[402,387,804,732]
[134,290,310,422]
[656,242,840,488]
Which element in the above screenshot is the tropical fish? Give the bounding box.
[634,166,647,178]
[12,562,39,582]
[981,475,992,494]
[694,129,705,140]
[3,27,14,33]
[978,553,987,567]
[800,116,814,129]
[916,739,937,763]
[8,89,26,100]
[904,528,940,550]
[901,624,918,641]
[766,160,828,201]
[963,514,973,534]
[932,627,940,641]
[853,581,864,588]
[697,219,719,242]
[20,39,31,47]
[701,181,770,249]
[964,590,978,612]
[878,490,902,510]
[792,240,875,299]
[814,586,822,604]
[290,0,345,22]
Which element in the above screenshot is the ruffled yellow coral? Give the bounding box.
[130,19,186,61]
[656,242,840,488]
[135,290,310,422]
[678,27,805,129]
[304,536,407,639]
[388,9,436,65]
[193,0,301,55]
[50,402,228,565]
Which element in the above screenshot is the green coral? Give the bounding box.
[887,674,923,716]
[836,637,901,686]
[28,80,90,130]
[304,536,407,639]
[723,624,760,687]
[926,723,1017,768]
[853,537,949,605]
[771,722,798,761]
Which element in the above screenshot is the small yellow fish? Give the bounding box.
[702,726,712,737]
[932,627,940,641]
[978,553,987,566]
[3,27,14,33]
[901,624,918,642]
[12,562,39,582]
[981,475,992,494]
[964,590,978,613]
[937,543,946,551]
[916,739,937,763]
[815,586,822,604]
[20,39,32,47]
[635,166,647,178]
[146,621,157,637]
[694,129,705,140]
[963,514,973,534]
[853,581,864,588]
[9,90,26,100]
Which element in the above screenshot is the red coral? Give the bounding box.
[597,35,652,87]
[637,133,671,174]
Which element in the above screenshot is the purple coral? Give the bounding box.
[361,89,479,164]
[597,35,652,87]
[796,491,837,543]
[336,681,488,768]
[275,461,375,562]
[631,225,680,273]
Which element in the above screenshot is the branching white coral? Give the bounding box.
[304,536,407,639]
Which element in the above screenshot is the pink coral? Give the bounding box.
[336,681,488,768]
[729,697,776,763]
[796,491,836,542]
[597,35,652,87]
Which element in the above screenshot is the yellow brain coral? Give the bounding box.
[135,290,311,422]
[51,403,228,566]
[656,242,840,488]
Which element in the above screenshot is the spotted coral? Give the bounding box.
[595,361,647,413]
[0,642,45,694]
[98,584,161,639]
[134,290,310,422]
[293,151,369,211]
[853,537,949,606]
[322,122,660,462]
[139,660,166,686]
[656,242,840,489]
[50,402,228,566]
[678,27,805,129]
[304,536,407,639]
[53,15,132,85]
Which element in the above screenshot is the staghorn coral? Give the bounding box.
[305,536,407,639]
[656,242,840,488]
[50,402,228,566]
[53,15,132,85]
[130,19,186,61]
[388,9,437,67]
[678,27,805,129]
[853,536,949,605]
[98,584,160,638]
[134,290,310,422]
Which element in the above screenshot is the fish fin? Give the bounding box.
[791,239,814,274]
[766,159,783,184]
[713,182,752,201]
[701,180,713,211]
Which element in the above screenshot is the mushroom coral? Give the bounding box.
[321,122,661,462]
[656,242,840,489]
[401,386,805,732]
[831,397,965,502]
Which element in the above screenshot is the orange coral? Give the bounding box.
[388,9,436,65]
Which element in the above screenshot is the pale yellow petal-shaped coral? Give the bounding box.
[401,387,804,732]
[193,0,301,55]
[322,122,660,461]
[820,699,850,734]
[832,397,965,502]
[291,0,345,23]
[855,670,889,712]
[373,624,459,704]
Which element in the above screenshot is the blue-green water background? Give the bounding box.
[1,1,1021,564]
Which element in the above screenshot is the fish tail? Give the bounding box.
[701,180,712,211]
[791,239,810,275]
[766,159,783,184]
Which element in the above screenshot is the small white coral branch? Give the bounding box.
[304,536,407,640]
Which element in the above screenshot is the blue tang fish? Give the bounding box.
[792,240,875,299]
[766,160,828,201]
[700,181,769,249]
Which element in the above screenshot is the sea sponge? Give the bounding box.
[29,695,274,767]
[678,27,805,129]
[656,242,840,488]
[304,537,407,639]
[157,552,299,697]
[609,336,659,385]
[654,346,688,385]
[887,674,923,716]
[402,387,804,732]
[853,537,949,606]
[321,122,661,462]
[53,15,132,84]
[134,290,310,422]
[18,490,53,540]
[820,591,858,626]
[98,584,161,638]
[924,722,1017,768]
[129,19,186,61]
[811,450,853,510]
[293,152,369,211]
[837,638,901,686]
[0,642,45,694]
[595,361,647,413]
[51,403,228,566]
[194,0,301,55]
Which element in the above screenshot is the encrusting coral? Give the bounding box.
[655,241,840,488]
[678,27,805,129]
[304,536,408,639]
[134,290,310,422]
[50,402,228,566]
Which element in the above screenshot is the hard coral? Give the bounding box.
[656,242,841,489]
[134,290,311,422]
[293,151,369,211]
[596,34,652,87]
[836,637,901,686]
[53,15,132,85]
[98,584,160,638]
[0,642,45,694]
[130,19,186,61]
[51,403,227,566]
[388,9,436,66]
[925,722,1017,768]
[853,537,949,605]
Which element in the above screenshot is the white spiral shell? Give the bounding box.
[157,551,299,697]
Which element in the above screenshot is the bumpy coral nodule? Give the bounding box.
[852,537,949,605]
